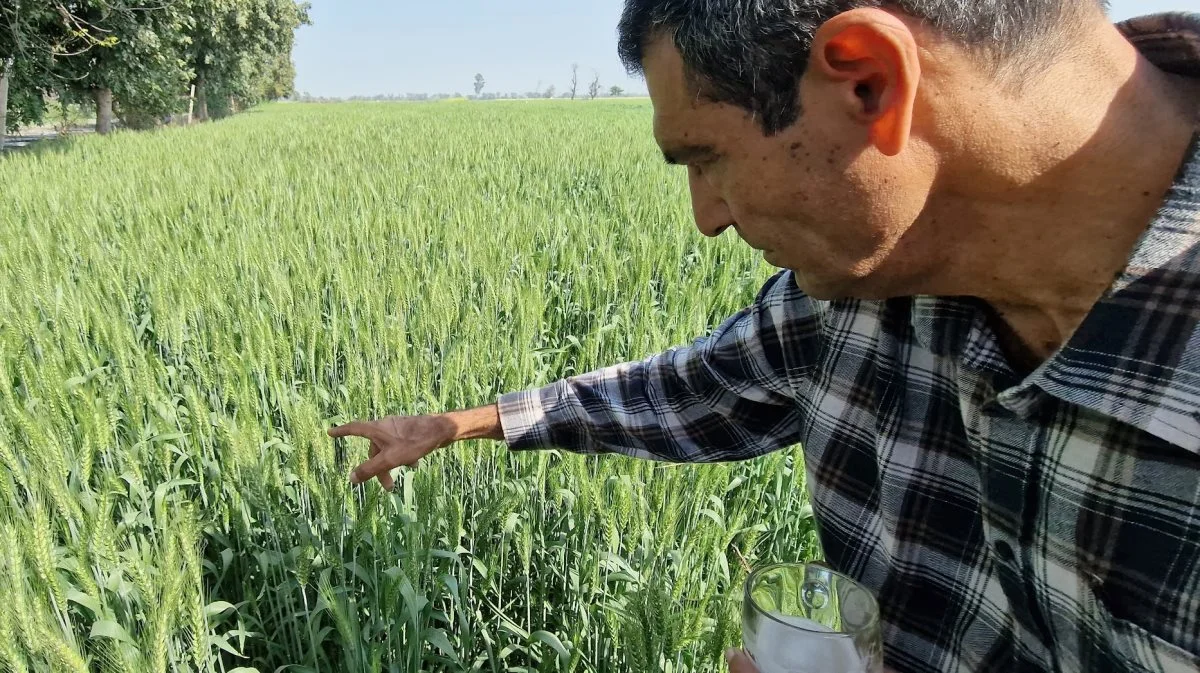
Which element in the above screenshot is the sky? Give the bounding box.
[292,0,1200,98]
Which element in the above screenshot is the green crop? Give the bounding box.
[0,100,818,672]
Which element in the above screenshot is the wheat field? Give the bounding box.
[0,100,816,673]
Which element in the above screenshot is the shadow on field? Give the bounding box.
[1,110,266,158]
[0,130,89,157]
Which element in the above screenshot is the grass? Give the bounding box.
[0,100,817,672]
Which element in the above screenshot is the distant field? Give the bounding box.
[0,101,816,672]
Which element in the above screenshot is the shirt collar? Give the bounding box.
[1039,131,1200,452]
[1037,13,1200,452]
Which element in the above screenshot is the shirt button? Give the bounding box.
[994,541,1015,563]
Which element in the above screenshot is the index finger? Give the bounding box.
[328,420,380,441]
[726,650,759,673]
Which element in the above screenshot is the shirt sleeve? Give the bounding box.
[496,271,825,463]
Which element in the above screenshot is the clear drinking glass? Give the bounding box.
[742,563,884,673]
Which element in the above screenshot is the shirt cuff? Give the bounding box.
[497,383,567,452]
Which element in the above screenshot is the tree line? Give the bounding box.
[297,87,633,104]
[469,65,627,101]
[0,0,311,146]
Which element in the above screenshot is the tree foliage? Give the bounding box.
[0,2,101,129]
[51,1,194,130]
[188,0,311,120]
[0,0,309,132]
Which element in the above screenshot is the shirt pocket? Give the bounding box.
[1108,615,1200,673]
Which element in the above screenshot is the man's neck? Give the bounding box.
[913,20,1200,371]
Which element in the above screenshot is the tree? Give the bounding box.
[588,72,600,100]
[0,0,308,141]
[0,58,11,147]
[51,1,194,134]
[0,1,203,135]
[543,84,555,99]
[262,49,300,102]
[608,85,624,97]
[473,73,485,96]
[0,1,112,138]
[186,0,311,122]
[568,62,578,100]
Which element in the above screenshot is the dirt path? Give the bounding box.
[1,124,96,153]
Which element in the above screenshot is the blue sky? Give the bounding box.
[292,0,1199,98]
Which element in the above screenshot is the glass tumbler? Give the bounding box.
[742,563,884,673]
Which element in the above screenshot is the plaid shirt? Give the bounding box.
[498,12,1200,673]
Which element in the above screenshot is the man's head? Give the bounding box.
[620,0,1113,299]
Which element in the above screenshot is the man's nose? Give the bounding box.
[688,165,734,237]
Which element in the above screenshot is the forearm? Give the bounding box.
[438,404,504,445]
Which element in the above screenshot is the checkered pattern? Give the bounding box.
[497,12,1200,673]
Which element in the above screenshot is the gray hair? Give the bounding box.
[618,0,1107,134]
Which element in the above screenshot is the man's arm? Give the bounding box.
[331,271,824,487]
[497,271,821,463]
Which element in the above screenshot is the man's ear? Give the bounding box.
[809,8,921,156]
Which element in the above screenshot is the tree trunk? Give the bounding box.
[94,87,113,135]
[0,58,13,150]
[194,77,209,122]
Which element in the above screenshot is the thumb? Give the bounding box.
[726,648,758,673]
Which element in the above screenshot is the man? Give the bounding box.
[329,1,1200,671]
